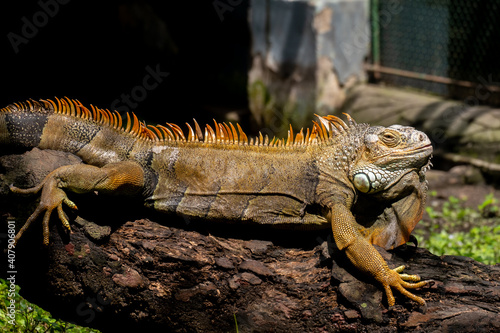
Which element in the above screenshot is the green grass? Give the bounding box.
[414,193,500,265]
[0,278,100,333]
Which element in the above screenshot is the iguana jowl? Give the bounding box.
[0,97,433,306]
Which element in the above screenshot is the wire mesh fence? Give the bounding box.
[367,0,500,105]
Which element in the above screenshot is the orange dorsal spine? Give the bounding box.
[2,97,356,147]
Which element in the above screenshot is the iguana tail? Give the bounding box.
[0,97,152,166]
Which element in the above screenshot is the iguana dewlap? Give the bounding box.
[0,97,433,307]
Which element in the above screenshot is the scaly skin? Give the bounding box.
[0,97,433,307]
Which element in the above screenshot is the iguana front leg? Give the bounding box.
[329,203,429,306]
[11,161,145,245]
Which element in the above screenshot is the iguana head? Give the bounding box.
[350,125,432,194]
[349,124,433,249]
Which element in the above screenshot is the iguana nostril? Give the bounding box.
[415,133,425,141]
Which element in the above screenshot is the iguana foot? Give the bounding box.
[9,161,145,246]
[330,204,431,307]
[10,176,77,246]
[379,265,430,307]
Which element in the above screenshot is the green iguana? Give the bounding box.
[0,97,433,306]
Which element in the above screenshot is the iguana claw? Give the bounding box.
[330,204,431,307]
[10,179,78,246]
[380,265,430,306]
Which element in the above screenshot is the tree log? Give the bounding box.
[1,149,499,332]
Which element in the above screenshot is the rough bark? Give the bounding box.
[1,149,499,332]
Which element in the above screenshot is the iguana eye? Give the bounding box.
[379,131,400,147]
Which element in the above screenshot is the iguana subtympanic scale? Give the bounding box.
[0,97,433,306]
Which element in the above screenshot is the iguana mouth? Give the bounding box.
[411,143,433,151]
[371,143,432,160]
[370,145,432,165]
[388,145,433,161]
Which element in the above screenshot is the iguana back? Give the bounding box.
[1,98,356,227]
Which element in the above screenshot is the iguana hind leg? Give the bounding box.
[11,161,145,245]
[11,178,77,245]
[329,203,430,306]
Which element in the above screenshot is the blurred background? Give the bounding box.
[1,0,500,165]
[0,0,500,131]
[1,2,499,330]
